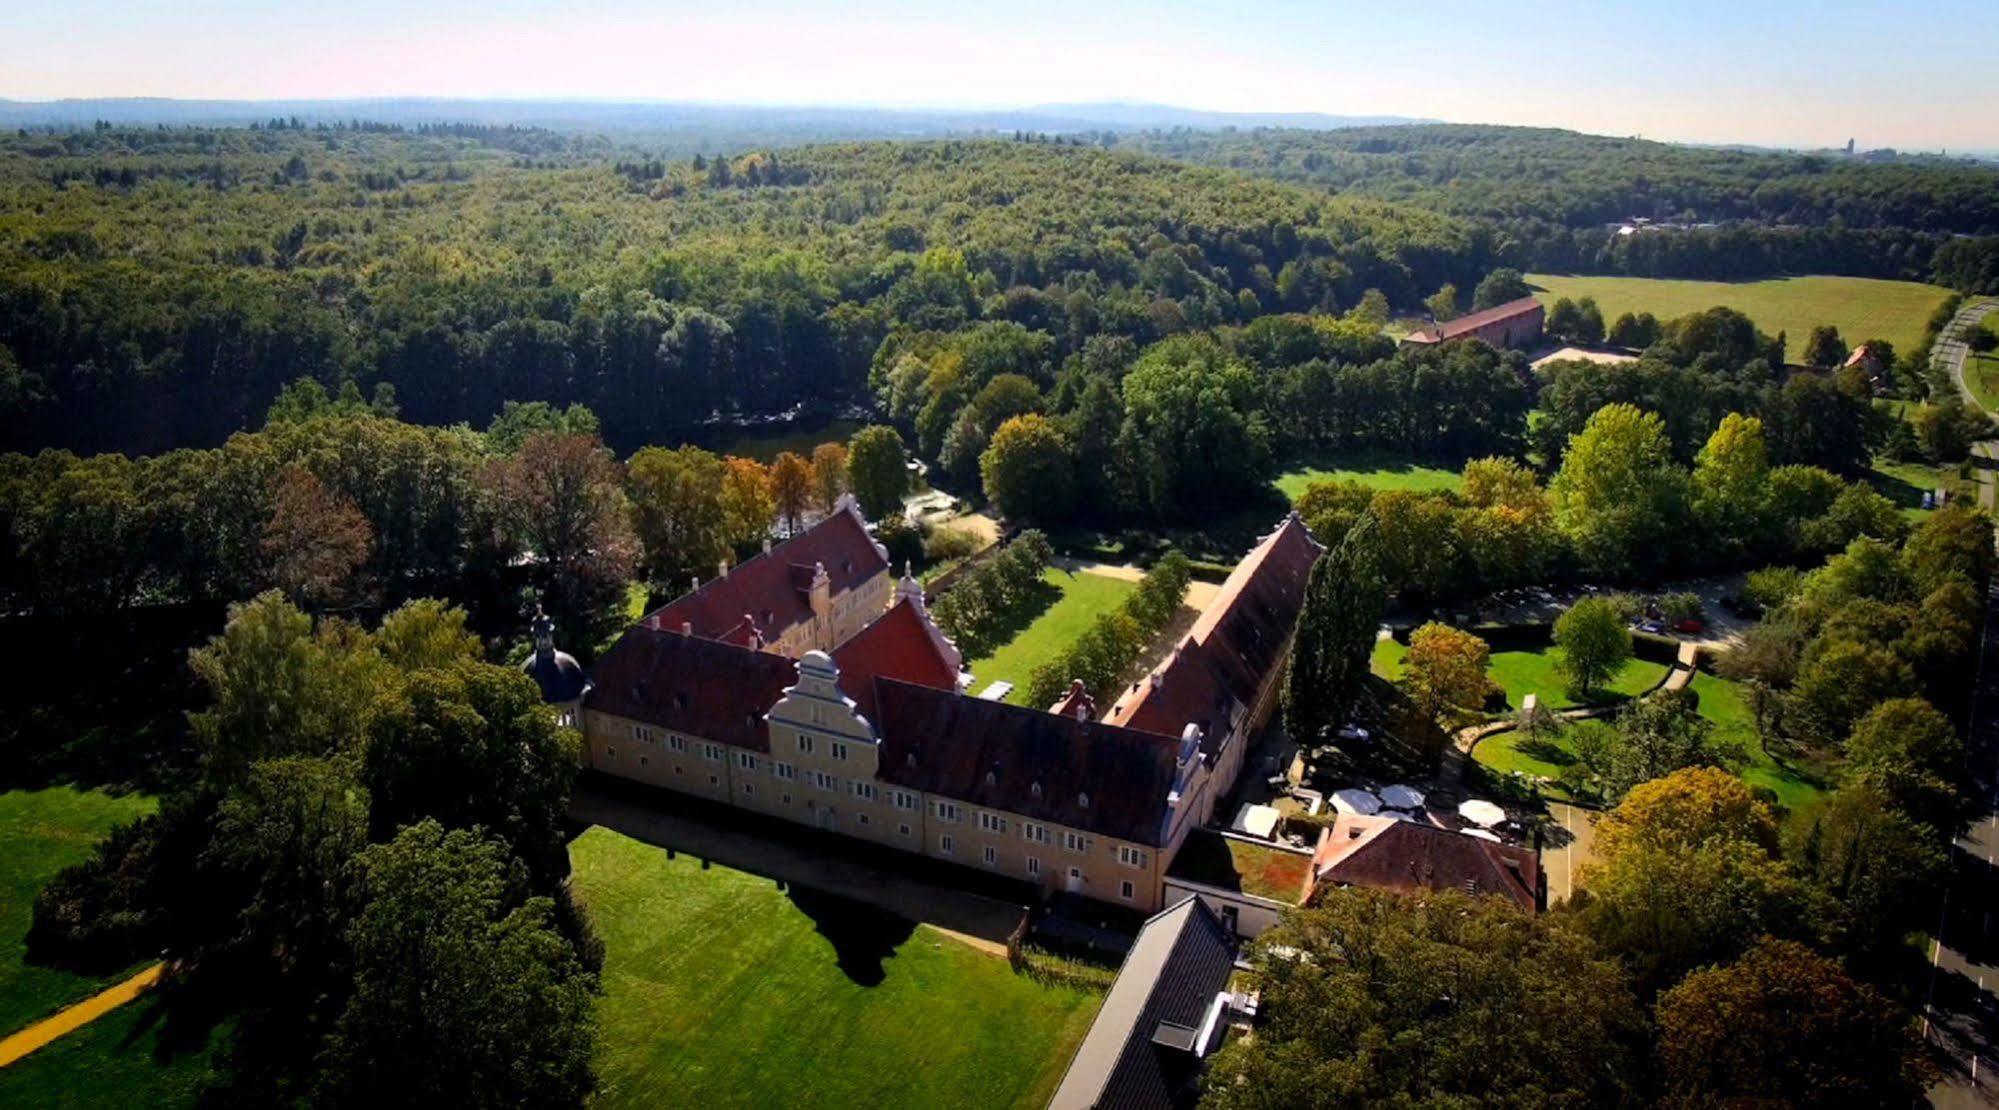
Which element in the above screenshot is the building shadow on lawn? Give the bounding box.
[785,884,916,987]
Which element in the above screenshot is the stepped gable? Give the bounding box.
[830,599,961,724]
[1107,514,1321,750]
[585,626,796,753]
[872,678,1182,847]
[1312,814,1542,912]
[640,502,887,642]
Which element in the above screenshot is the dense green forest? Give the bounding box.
[1117,124,1999,283]
[0,125,1489,455]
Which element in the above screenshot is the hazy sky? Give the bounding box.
[6,0,1996,149]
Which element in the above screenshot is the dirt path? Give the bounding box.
[0,963,162,1068]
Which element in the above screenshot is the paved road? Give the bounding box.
[1926,554,1999,1107]
[1941,296,1999,415]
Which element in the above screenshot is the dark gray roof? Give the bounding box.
[523,647,589,704]
[1048,897,1236,1110]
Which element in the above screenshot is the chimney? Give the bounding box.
[718,559,730,579]
[681,621,693,636]
[762,536,772,554]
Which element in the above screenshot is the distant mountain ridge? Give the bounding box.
[0,96,1431,135]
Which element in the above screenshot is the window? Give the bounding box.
[798,735,815,755]
[668,735,686,753]
[742,782,755,798]
[604,746,616,762]
[707,774,719,787]
[1063,832,1091,853]
[983,845,997,866]
[701,743,724,763]
[772,762,795,781]
[933,801,961,823]
[781,792,793,806]
[978,812,1008,834]
[858,813,870,827]
[1120,880,1135,901]
[1021,823,1050,845]
[737,752,758,771]
[850,781,877,802]
[898,823,912,837]
[638,755,648,767]
[893,791,919,812]
[1026,856,1041,877]
[808,770,840,792]
[939,834,954,856]
[831,741,849,761]
[1118,846,1148,869]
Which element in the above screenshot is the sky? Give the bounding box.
[4,0,1996,150]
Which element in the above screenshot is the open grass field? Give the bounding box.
[1,786,158,1034]
[1274,451,1462,502]
[966,568,1137,704]
[1968,350,1999,413]
[1867,455,1975,519]
[1528,274,1955,363]
[1369,637,1666,712]
[569,826,1100,1110]
[0,997,224,1109]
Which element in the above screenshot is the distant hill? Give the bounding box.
[0,96,1428,138]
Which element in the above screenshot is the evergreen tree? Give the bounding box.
[1283,517,1385,744]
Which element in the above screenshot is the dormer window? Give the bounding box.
[984,771,996,786]
[906,751,917,767]
[1030,781,1043,799]
[676,692,689,710]
[1078,792,1090,809]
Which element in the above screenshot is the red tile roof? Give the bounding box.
[831,599,961,724]
[1406,295,1545,344]
[872,678,1186,847]
[640,503,888,642]
[1107,515,1321,750]
[584,626,796,753]
[1310,815,1542,912]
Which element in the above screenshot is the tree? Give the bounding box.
[1425,283,1459,322]
[1553,597,1633,697]
[486,433,638,649]
[718,456,776,554]
[1551,403,1689,578]
[1283,517,1385,745]
[1843,696,1969,834]
[1572,688,1740,802]
[1788,783,1949,959]
[624,445,730,591]
[1573,296,1605,345]
[1790,637,1917,746]
[1201,888,1642,1109]
[318,821,597,1109]
[979,413,1075,522]
[1118,336,1271,515]
[1545,297,1583,341]
[847,425,908,520]
[1605,311,1660,349]
[1903,502,1994,594]
[1471,267,1531,311]
[1802,324,1849,369]
[1691,413,1770,555]
[376,598,482,670]
[1401,622,1491,732]
[262,466,372,606]
[767,451,814,534]
[1655,938,1930,1106]
[808,442,850,513]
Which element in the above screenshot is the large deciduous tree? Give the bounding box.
[625,445,729,590]
[1552,596,1633,696]
[846,425,909,520]
[262,466,372,607]
[979,413,1075,522]
[1551,402,1689,578]
[486,433,637,648]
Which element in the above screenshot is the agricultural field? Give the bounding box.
[965,568,1138,704]
[1528,274,1955,362]
[569,827,1100,1110]
[1273,452,1464,501]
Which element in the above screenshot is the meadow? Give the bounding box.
[1527,274,1955,362]
[965,568,1138,703]
[568,827,1099,1110]
[1273,451,1464,501]
[1370,636,1667,712]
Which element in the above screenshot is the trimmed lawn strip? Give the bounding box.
[1527,274,1955,364]
[0,997,224,1109]
[571,827,1099,1110]
[1274,451,1463,501]
[965,568,1137,704]
[1,786,158,1034]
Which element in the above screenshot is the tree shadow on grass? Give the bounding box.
[1515,737,1578,767]
[957,579,1061,660]
[785,884,917,988]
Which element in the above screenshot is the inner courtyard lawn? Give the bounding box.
[1274,451,1463,501]
[965,568,1138,704]
[1527,274,1955,363]
[568,827,1101,1110]
[1369,636,1667,712]
[0,786,158,1034]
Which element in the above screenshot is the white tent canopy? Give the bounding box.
[1331,788,1383,816]
[1462,827,1503,842]
[1379,784,1425,810]
[1230,803,1282,839]
[1457,799,1506,827]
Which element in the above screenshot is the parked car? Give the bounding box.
[1638,619,1667,634]
[1674,617,1705,634]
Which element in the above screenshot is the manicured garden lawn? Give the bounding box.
[569,827,1100,1110]
[1372,637,1666,711]
[1686,672,1830,817]
[1528,274,1955,363]
[1,786,158,1034]
[0,998,225,1109]
[1868,455,1974,519]
[1275,451,1462,501]
[966,568,1137,704]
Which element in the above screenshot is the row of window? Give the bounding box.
[931,835,1137,899]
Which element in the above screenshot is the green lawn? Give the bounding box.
[966,568,1138,704]
[1370,637,1667,712]
[1528,274,1955,363]
[1274,451,1463,502]
[569,827,1100,1110]
[1,786,158,1034]
[0,998,224,1109]
[1968,350,1999,413]
[1686,672,1830,817]
[1867,455,1974,519]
